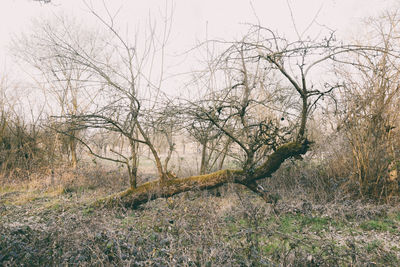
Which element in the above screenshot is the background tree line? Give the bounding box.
[0,4,399,205]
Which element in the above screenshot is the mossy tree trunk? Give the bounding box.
[101,141,309,208]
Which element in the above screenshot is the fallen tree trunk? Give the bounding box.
[96,141,310,208]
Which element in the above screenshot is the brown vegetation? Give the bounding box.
[1,2,400,265]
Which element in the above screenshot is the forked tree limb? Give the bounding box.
[95,140,310,208]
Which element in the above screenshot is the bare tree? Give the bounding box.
[185,111,230,175]
[13,17,103,169]
[100,25,387,207]
[16,3,176,189]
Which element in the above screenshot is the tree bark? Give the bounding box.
[96,141,309,208]
[199,140,208,175]
[129,139,138,189]
[69,134,77,169]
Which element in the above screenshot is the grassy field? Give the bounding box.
[1,168,400,266]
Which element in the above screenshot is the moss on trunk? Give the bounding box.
[95,141,309,208]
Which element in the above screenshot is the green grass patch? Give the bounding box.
[279,215,300,233]
[82,206,94,215]
[301,216,330,232]
[263,241,281,254]
[48,202,62,211]
[393,212,400,222]
[360,219,397,233]
[277,214,333,234]
[366,240,382,252]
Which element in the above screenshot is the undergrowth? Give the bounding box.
[1,172,400,266]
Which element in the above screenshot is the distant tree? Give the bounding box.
[14,17,101,169]
[335,10,400,201]
[15,3,176,189]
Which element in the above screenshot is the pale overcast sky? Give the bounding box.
[0,0,397,76]
[0,0,397,118]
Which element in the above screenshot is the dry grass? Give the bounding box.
[1,166,400,266]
